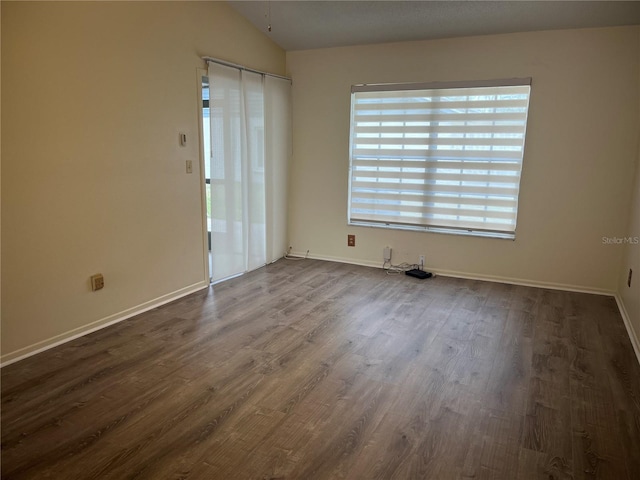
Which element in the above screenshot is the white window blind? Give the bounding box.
[348,79,531,239]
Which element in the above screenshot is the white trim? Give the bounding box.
[293,251,385,270]
[197,67,211,284]
[290,251,615,296]
[614,294,640,366]
[432,268,613,296]
[0,281,210,367]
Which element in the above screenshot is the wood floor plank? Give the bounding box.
[473,409,523,478]
[2,259,640,479]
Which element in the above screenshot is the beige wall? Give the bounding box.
[286,26,640,293]
[617,35,640,356]
[1,1,285,361]
[618,158,640,355]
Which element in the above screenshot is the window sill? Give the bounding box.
[348,220,516,240]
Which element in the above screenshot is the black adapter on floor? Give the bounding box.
[405,269,433,279]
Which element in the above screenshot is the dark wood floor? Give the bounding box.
[2,259,640,479]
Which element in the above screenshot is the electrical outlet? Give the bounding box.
[90,274,104,291]
[348,234,355,247]
[419,255,425,267]
[628,268,633,288]
[384,246,392,262]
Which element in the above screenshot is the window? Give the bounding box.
[348,78,531,239]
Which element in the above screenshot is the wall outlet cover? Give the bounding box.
[90,274,104,291]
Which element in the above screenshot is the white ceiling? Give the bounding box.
[227,0,640,51]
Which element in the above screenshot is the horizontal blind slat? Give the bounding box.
[354,99,530,112]
[353,148,523,160]
[351,192,518,206]
[350,202,517,220]
[353,136,525,148]
[354,124,527,135]
[351,180,520,196]
[352,170,520,184]
[351,191,518,208]
[352,159,522,171]
[353,112,528,123]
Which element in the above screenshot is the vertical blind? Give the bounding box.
[348,79,531,238]
[208,63,265,282]
[208,62,292,282]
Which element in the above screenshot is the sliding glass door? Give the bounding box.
[201,63,291,283]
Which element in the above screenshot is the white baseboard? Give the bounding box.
[293,251,384,270]
[614,294,640,366]
[0,281,210,367]
[431,268,614,296]
[293,251,615,297]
